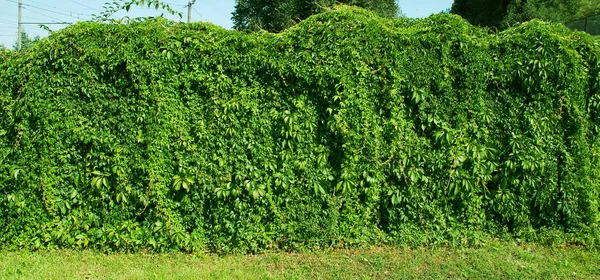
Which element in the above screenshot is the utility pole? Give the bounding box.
[187,0,196,23]
[17,0,22,50]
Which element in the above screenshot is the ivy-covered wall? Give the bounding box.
[1,6,599,252]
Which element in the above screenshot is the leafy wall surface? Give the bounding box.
[1,7,599,252]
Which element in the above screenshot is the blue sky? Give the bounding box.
[0,0,453,48]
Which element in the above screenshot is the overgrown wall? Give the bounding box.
[1,7,599,252]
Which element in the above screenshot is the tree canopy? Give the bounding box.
[450,0,510,27]
[451,0,600,28]
[12,31,41,51]
[232,0,401,32]
[505,0,600,25]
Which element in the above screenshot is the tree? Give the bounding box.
[450,0,511,27]
[502,0,600,27]
[232,0,401,32]
[451,0,600,28]
[13,31,41,51]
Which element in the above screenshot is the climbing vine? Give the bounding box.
[0,6,599,252]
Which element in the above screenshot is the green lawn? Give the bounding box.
[2,242,599,279]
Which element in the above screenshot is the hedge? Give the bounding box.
[1,6,599,252]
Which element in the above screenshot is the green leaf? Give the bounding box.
[92,177,102,189]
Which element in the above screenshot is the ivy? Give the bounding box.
[0,6,599,252]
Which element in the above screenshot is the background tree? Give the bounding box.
[503,0,600,26]
[450,0,511,27]
[232,0,401,32]
[13,31,41,51]
[451,0,600,28]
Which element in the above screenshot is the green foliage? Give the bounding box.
[450,0,511,27]
[93,0,183,23]
[12,31,41,51]
[451,0,600,28]
[232,0,400,32]
[1,6,599,253]
[503,0,600,27]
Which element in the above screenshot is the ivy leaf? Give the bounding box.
[11,169,20,181]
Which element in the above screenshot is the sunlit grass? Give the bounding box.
[2,242,599,279]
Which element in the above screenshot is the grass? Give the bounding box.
[1,242,599,279]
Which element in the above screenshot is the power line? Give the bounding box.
[163,1,186,8]
[21,22,71,25]
[28,0,75,12]
[66,0,100,12]
[0,10,17,17]
[5,0,90,20]
[193,6,209,22]
[23,6,65,22]
[25,5,89,20]
[20,16,61,22]
[204,1,229,18]
[28,0,93,17]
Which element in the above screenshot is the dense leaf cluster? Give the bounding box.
[1,7,599,252]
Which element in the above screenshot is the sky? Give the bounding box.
[0,0,454,48]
